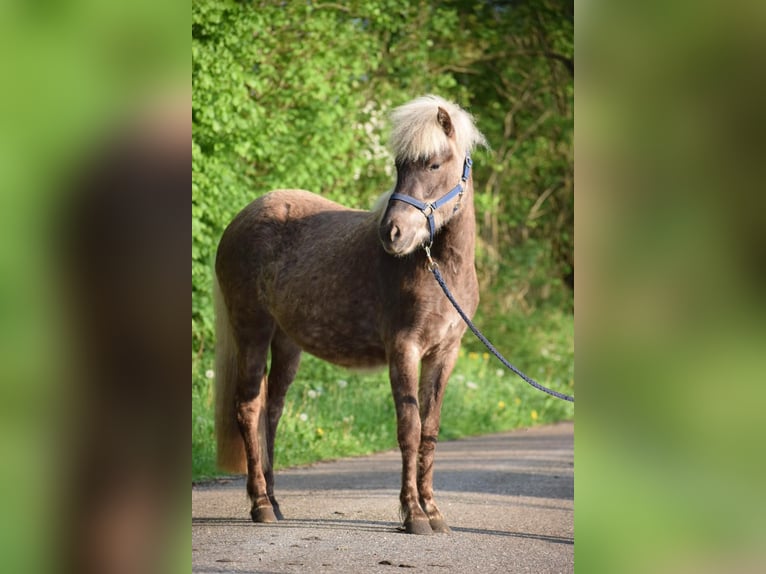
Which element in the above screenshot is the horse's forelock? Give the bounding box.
[390,95,487,162]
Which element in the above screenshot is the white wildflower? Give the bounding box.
[337,379,348,389]
[307,389,318,399]
[466,381,478,390]
[205,369,214,379]
[299,413,308,422]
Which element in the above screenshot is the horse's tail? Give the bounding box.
[213,273,248,473]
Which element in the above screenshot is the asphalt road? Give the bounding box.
[192,422,573,573]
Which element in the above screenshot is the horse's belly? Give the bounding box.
[277,313,387,369]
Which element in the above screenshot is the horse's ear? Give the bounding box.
[437,107,454,138]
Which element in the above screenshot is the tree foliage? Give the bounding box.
[192,0,573,352]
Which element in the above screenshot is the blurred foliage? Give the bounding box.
[577,2,766,572]
[192,0,574,352]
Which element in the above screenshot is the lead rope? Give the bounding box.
[424,247,575,403]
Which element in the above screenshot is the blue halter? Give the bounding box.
[388,154,473,248]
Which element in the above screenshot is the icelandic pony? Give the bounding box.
[214,95,487,534]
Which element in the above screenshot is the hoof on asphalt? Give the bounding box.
[251,506,278,524]
[404,519,433,535]
[429,518,451,534]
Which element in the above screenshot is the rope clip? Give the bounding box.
[424,244,438,271]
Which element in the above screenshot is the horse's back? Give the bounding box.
[223,189,368,245]
[248,189,353,222]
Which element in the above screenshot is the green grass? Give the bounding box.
[192,306,574,481]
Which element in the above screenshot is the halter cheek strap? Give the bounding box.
[388,154,473,248]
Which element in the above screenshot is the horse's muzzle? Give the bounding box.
[379,214,422,256]
[379,219,405,255]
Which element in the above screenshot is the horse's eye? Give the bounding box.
[429,163,441,171]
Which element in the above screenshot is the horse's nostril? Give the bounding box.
[389,225,402,243]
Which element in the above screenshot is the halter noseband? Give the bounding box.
[388,154,473,248]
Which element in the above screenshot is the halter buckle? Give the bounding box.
[461,155,473,182]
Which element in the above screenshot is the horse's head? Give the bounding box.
[378,97,486,256]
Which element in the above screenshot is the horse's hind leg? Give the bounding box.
[417,345,460,534]
[263,328,302,520]
[234,316,278,523]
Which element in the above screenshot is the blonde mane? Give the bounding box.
[389,95,487,161]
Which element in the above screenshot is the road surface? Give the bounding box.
[192,422,573,573]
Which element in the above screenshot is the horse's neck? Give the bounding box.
[433,191,476,272]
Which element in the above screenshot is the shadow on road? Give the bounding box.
[191,516,574,545]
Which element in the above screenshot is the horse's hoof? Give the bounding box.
[429,517,451,534]
[251,506,278,523]
[403,518,433,535]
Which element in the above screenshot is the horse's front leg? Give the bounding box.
[417,345,460,534]
[389,344,432,535]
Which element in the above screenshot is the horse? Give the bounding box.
[213,95,487,535]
